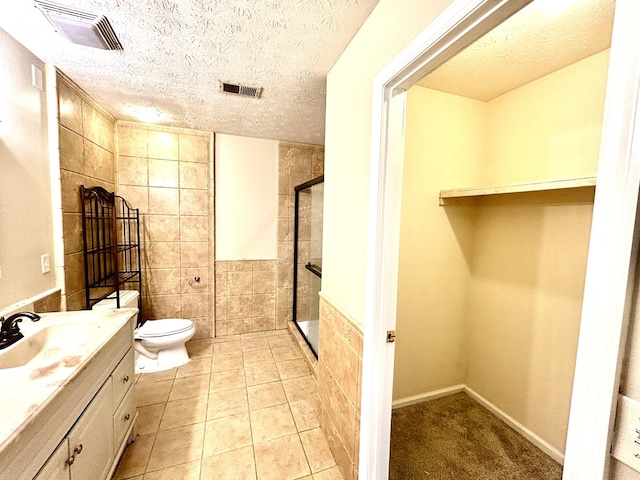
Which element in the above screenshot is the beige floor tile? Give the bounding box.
[112,433,155,479]
[245,363,280,386]
[242,337,270,352]
[240,331,267,340]
[186,338,213,359]
[142,459,201,480]
[137,404,165,435]
[136,380,173,407]
[210,368,246,391]
[176,357,213,378]
[212,353,245,372]
[159,394,208,430]
[208,387,248,419]
[169,373,210,401]
[250,404,297,443]
[201,445,257,480]
[146,423,205,472]
[276,359,311,380]
[137,369,177,384]
[282,375,317,402]
[267,335,296,349]
[203,413,252,457]
[253,433,311,480]
[213,341,242,355]
[312,466,344,480]
[264,329,289,337]
[271,346,303,362]
[290,396,320,432]
[213,334,242,343]
[243,348,275,366]
[299,428,337,473]
[247,381,287,411]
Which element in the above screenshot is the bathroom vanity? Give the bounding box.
[0,309,138,480]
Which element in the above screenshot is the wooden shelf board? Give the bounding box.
[439,176,596,205]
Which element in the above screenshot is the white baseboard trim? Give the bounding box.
[392,384,465,410]
[390,384,565,465]
[464,386,565,465]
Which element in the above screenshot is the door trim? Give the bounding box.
[360,0,640,478]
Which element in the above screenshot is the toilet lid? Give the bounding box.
[137,319,194,338]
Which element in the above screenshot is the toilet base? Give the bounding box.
[134,342,191,374]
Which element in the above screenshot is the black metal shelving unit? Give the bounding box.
[81,186,142,318]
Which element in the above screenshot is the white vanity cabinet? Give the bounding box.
[33,348,136,480]
[36,379,114,480]
[0,310,139,480]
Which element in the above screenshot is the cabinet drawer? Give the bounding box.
[111,349,134,409]
[113,386,136,447]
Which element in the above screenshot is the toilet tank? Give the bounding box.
[92,290,139,310]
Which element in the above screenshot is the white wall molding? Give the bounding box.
[391,384,564,464]
[392,385,464,410]
[464,386,564,465]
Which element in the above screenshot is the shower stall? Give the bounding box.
[293,175,324,357]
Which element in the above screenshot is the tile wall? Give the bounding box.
[116,123,214,339]
[214,260,277,335]
[57,72,117,311]
[318,296,364,480]
[276,142,324,330]
[212,141,323,338]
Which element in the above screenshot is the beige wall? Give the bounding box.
[395,49,608,454]
[322,0,455,321]
[481,50,608,185]
[393,87,485,400]
[57,73,117,311]
[116,122,213,339]
[0,28,55,310]
[215,134,278,261]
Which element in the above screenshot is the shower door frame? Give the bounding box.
[292,174,324,358]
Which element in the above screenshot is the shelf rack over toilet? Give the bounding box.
[80,185,142,320]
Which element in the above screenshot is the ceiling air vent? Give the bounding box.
[220,81,262,99]
[35,0,123,50]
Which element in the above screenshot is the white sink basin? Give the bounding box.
[0,320,100,370]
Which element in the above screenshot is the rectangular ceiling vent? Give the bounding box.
[220,81,262,99]
[34,0,123,50]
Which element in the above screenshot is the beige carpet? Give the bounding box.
[389,393,563,480]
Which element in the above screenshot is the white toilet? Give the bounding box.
[92,290,196,373]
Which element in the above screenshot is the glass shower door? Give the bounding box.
[293,175,324,357]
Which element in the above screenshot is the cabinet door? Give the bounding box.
[33,439,70,480]
[68,380,114,480]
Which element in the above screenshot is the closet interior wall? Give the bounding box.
[394,48,610,456]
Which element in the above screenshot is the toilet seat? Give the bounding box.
[136,319,194,339]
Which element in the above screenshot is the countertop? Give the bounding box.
[0,309,136,453]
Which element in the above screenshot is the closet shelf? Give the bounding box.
[439,175,596,205]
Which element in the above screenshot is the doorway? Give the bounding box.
[360,0,640,478]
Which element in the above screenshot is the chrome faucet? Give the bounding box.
[0,312,41,350]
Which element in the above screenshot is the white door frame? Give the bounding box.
[360,0,640,478]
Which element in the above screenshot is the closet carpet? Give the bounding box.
[389,393,562,480]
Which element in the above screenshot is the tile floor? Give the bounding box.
[112,330,343,480]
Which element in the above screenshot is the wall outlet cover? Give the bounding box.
[611,395,640,472]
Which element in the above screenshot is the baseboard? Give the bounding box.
[391,384,565,465]
[392,384,465,410]
[464,386,565,465]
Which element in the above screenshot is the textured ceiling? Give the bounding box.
[0,0,379,145]
[418,0,615,101]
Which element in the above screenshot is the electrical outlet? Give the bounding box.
[612,395,640,471]
[41,254,50,274]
